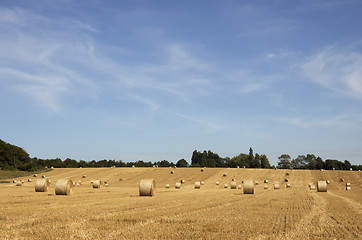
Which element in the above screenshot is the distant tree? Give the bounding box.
[343,160,352,170]
[191,150,201,166]
[277,154,291,169]
[157,160,171,167]
[176,159,189,167]
[306,154,317,169]
[248,147,255,167]
[260,154,271,168]
[253,153,261,168]
[64,158,79,168]
[291,155,307,169]
[315,156,325,169]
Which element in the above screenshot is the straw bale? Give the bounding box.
[243,180,254,194]
[55,179,73,195]
[317,181,327,192]
[93,180,101,188]
[139,179,155,196]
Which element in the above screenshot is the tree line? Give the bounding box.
[1,139,361,171]
[277,154,361,170]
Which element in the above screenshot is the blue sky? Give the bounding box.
[1,0,362,165]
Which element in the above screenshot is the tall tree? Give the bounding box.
[260,154,271,168]
[277,154,291,169]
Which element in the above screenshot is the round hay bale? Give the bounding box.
[274,183,280,189]
[16,181,23,186]
[223,173,227,177]
[264,185,268,189]
[255,181,259,185]
[243,180,254,194]
[33,174,37,177]
[20,180,24,183]
[194,181,201,189]
[317,181,327,192]
[232,178,235,182]
[78,180,82,185]
[82,175,86,178]
[326,180,330,184]
[237,166,240,168]
[332,168,335,170]
[284,178,289,182]
[286,183,291,188]
[216,181,219,185]
[224,184,228,188]
[41,175,45,178]
[48,180,51,184]
[340,178,344,182]
[105,183,109,187]
[170,170,174,174]
[286,172,290,176]
[139,179,155,196]
[201,168,205,172]
[55,179,73,195]
[180,179,185,184]
[28,179,32,182]
[243,166,246,168]
[200,181,204,185]
[91,180,94,184]
[237,184,242,189]
[93,180,101,188]
[173,166,177,169]
[72,181,76,187]
[320,169,324,171]
[346,182,351,187]
[346,186,351,190]
[76,183,80,187]
[51,166,54,169]
[165,184,170,189]
[230,181,237,189]
[175,182,181,189]
[309,185,316,190]
[308,183,312,187]
[264,179,268,183]
[350,168,353,171]
[104,180,108,184]
[132,165,135,168]
[13,180,17,183]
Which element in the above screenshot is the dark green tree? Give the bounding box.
[260,154,271,168]
[176,159,189,167]
[277,154,291,169]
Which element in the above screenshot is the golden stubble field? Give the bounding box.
[0,167,361,239]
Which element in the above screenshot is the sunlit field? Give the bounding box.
[1,168,361,239]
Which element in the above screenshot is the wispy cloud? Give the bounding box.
[129,94,159,111]
[301,46,362,99]
[175,113,224,133]
[0,67,69,112]
[274,113,362,128]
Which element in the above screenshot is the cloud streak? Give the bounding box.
[301,46,362,100]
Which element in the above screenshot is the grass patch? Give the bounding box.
[0,169,51,180]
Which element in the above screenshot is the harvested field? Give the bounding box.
[0,168,361,239]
